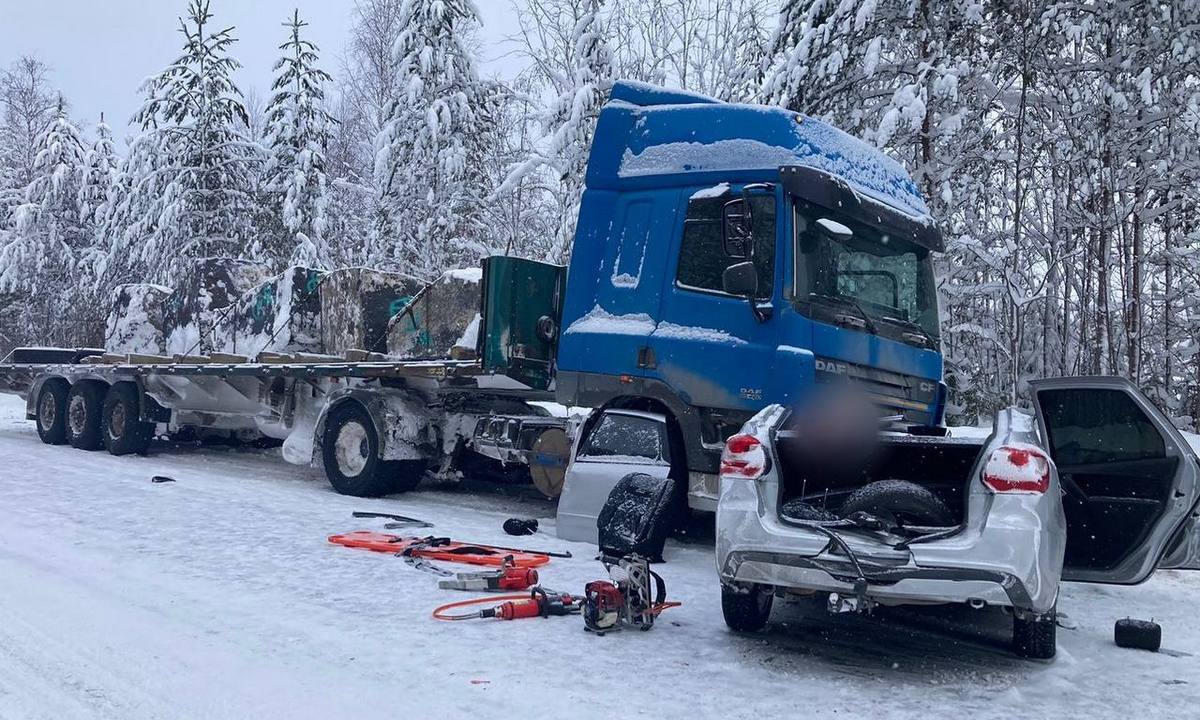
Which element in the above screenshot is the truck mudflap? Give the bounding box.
[720,549,1036,610]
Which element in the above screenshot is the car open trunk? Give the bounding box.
[774,430,987,528]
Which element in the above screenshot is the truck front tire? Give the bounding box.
[66,382,106,451]
[322,402,424,497]
[721,582,773,633]
[103,383,154,456]
[35,380,69,445]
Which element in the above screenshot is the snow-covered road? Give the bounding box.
[0,393,1196,719]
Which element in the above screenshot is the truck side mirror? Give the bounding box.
[722,261,758,297]
[722,199,754,259]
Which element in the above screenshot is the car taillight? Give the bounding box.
[720,433,767,480]
[982,445,1050,494]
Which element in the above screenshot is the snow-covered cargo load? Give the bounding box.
[104,283,172,354]
[319,267,424,355]
[215,266,327,357]
[385,267,482,360]
[164,258,272,356]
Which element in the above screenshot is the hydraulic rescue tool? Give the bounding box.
[432,587,581,621]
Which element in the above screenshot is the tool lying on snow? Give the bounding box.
[351,511,433,529]
[432,587,581,621]
[437,559,539,591]
[328,531,553,568]
[582,554,679,635]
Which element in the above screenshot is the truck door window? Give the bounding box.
[676,194,775,298]
[579,413,668,463]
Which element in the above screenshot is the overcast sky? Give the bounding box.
[0,0,527,141]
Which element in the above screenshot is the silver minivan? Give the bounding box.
[715,376,1200,658]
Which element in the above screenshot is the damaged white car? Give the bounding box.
[715,377,1200,658]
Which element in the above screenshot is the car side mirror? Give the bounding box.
[722,261,758,297]
[722,199,754,259]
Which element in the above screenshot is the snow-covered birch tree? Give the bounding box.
[500,0,613,263]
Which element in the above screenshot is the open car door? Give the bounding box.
[1031,376,1200,583]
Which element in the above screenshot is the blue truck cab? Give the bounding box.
[555,81,946,510]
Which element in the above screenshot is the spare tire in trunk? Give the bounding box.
[838,479,955,528]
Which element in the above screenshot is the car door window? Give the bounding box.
[1039,388,1165,466]
[579,413,668,464]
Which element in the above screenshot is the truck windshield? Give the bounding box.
[795,202,940,343]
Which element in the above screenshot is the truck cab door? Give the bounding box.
[651,184,780,418]
[1031,376,1200,583]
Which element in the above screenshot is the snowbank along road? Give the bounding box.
[0,394,1196,719]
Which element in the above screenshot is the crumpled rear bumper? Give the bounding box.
[719,549,1035,609]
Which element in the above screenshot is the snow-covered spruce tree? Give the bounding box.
[124,0,258,283]
[499,0,612,264]
[0,100,101,345]
[264,10,335,269]
[373,0,484,280]
[77,114,118,227]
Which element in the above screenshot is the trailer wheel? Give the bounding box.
[66,382,106,451]
[103,383,154,456]
[322,402,392,497]
[35,380,69,445]
[1013,605,1057,659]
[721,582,773,633]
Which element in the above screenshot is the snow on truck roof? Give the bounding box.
[587,80,931,223]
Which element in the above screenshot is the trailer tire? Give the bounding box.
[322,402,393,497]
[66,382,106,451]
[35,380,69,445]
[103,383,154,456]
[721,582,773,633]
[1013,606,1057,659]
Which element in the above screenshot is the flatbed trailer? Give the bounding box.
[0,347,572,498]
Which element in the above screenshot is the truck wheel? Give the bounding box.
[722,582,773,632]
[1013,606,1057,659]
[66,382,106,451]
[35,380,69,445]
[103,383,154,456]
[322,402,392,497]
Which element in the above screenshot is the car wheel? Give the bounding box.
[103,383,154,456]
[66,382,106,451]
[35,380,69,445]
[1013,606,1057,659]
[722,582,773,632]
[322,402,392,497]
[838,479,955,527]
